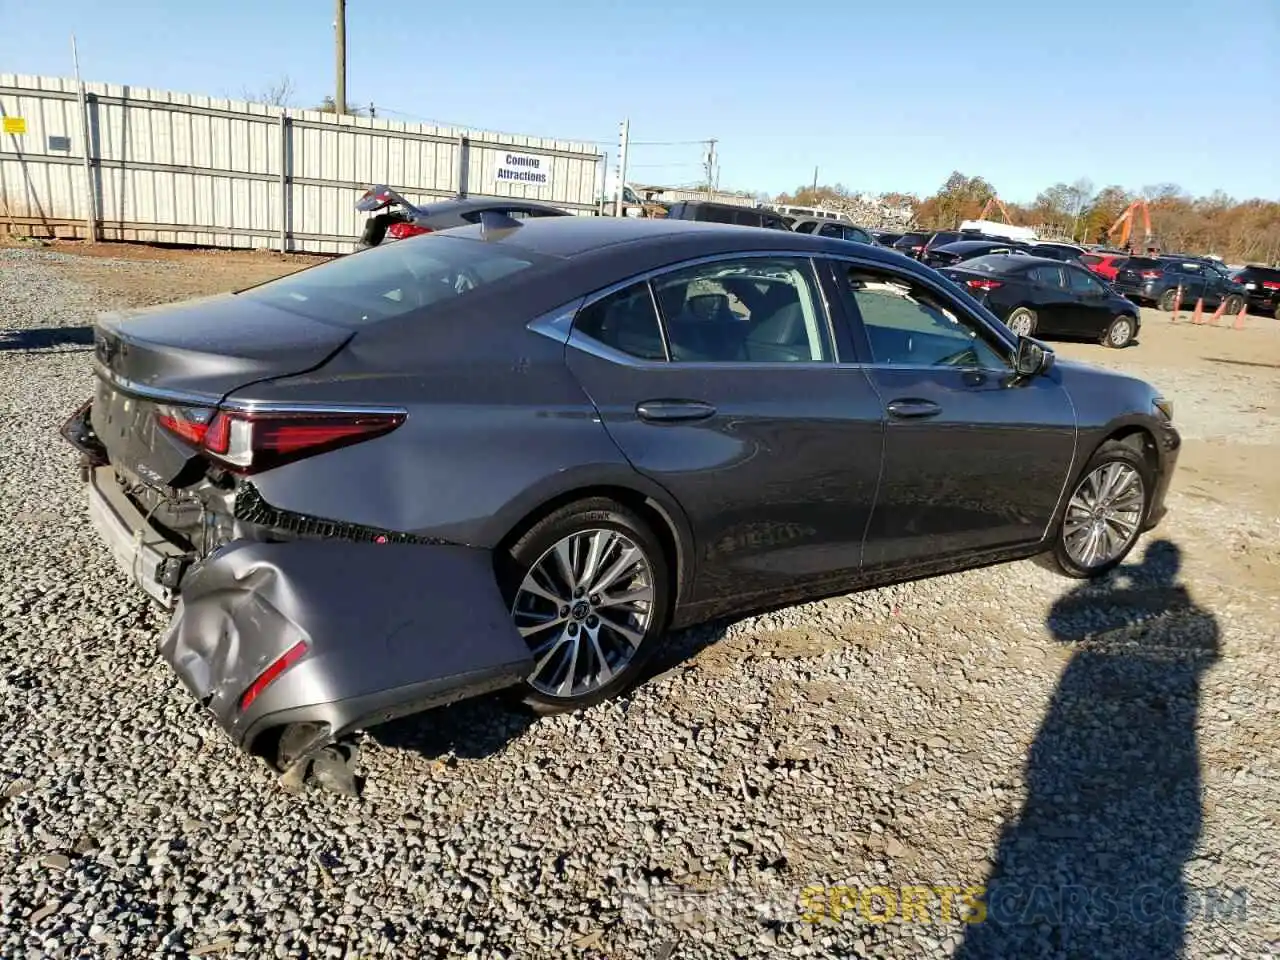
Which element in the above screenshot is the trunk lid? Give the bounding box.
[90,293,352,487]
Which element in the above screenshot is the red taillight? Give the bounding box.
[239,640,309,713]
[1261,281,1280,290]
[965,278,1003,292]
[387,222,431,239]
[1140,270,1162,279]
[156,406,405,474]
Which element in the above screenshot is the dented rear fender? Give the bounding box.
[160,539,533,763]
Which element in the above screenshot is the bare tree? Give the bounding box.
[241,76,297,107]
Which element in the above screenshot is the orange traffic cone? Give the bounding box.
[1234,301,1248,330]
[1192,298,1205,324]
[1208,299,1226,325]
[1171,286,1182,322]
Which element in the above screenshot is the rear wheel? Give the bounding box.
[1158,289,1178,312]
[1048,440,1152,579]
[1102,314,1136,348]
[500,498,672,714]
[1006,307,1037,338]
[1222,294,1245,317]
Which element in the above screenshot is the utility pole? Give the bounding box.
[334,0,347,115]
[615,118,630,218]
[704,139,717,199]
[812,166,818,195]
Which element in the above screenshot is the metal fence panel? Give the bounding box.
[0,73,604,253]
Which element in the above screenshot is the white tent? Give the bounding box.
[960,219,1038,242]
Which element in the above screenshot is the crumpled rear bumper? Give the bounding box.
[160,539,534,764]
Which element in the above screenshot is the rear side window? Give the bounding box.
[573,283,666,361]
[794,221,817,234]
[239,237,540,327]
[1032,265,1067,289]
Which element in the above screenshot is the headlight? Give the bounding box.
[1153,396,1174,422]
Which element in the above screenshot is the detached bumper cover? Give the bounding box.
[159,539,534,759]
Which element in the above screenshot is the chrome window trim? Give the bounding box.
[526,300,583,345]
[561,249,842,369]
[823,253,1020,372]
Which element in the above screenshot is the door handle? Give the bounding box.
[636,400,717,423]
[886,398,942,420]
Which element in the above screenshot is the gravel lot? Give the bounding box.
[1,243,1277,959]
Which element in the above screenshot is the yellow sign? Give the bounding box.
[2,116,26,135]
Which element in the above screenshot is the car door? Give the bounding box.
[1167,262,1205,304]
[823,257,1077,569]
[563,254,885,607]
[1026,264,1076,334]
[1063,263,1114,336]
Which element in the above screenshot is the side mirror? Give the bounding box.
[1014,336,1054,377]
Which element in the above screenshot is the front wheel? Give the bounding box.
[1006,307,1037,338]
[1102,314,1136,348]
[1047,440,1153,579]
[500,498,672,714]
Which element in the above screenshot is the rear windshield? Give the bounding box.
[1080,254,1101,266]
[1242,266,1280,281]
[953,255,1021,275]
[1121,257,1163,269]
[897,232,930,245]
[238,236,543,327]
[929,232,962,246]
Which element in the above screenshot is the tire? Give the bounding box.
[498,497,673,714]
[1222,295,1244,317]
[1157,289,1178,312]
[1047,440,1153,579]
[1102,314,1136,349]
[1006,307,1037,338]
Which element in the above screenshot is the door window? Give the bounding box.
[1031,265,1067,290]
[839,266,1010,369]
[1066,266,1106,295]
[573,283,666,361]
[651,258,830,363]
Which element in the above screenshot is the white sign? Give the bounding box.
[495,151,552,189]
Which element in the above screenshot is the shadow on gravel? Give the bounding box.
[956,539,1220,960]
[0,325,94,351]
[367,623,731,762]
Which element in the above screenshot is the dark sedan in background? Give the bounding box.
[791,218,875,244]
[355,186,572,248]
[1113,256,1247,314]
[62,218,1179,790]
[941,254,1142,347]
[923,239,1026,269]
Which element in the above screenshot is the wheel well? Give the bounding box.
[1104,426,1158,472]
[494,485,687,607]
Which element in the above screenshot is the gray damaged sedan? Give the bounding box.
[61,215,1181,790]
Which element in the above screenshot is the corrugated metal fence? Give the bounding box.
[0,74,605,254]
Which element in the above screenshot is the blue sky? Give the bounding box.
[2,0,1276,203]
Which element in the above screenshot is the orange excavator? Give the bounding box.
[977,196,1015,223]
[1106,199,1157,253]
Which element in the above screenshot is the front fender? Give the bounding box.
[159,540,533,764]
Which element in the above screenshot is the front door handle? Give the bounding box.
[636,399,717,423]
[886,398,942,420]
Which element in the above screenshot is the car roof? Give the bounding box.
[430,215,920,264]
[956,253,1065,272]
[935,239,1018,251]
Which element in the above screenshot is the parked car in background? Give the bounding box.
[940,254,1142,347]
[1231,264,1280,318]
[1080,252,1128,281]
[1112,256,1247,313]
[355,187,572,249]
[1026,241,1086,263]
[663,201,792,230]
[62,217,1179,787]
[891,230,934,259]
[923,239,1027,269]
[791,218,874,244]
[871,231,904,246]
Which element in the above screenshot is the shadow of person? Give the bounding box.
[955,539,1220,959]
[0,325,94,351]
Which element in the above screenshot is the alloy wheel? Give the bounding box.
[1062,461,1145,569]
[1109,317,1133,346]
[1008,311,1033,337]
[511,528,655,698]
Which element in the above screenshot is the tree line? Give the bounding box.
[777,173,1280,265]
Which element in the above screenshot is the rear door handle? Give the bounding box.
[636,400,717,423]
[886,398,942,420]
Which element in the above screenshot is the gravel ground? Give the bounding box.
[1,244,1278,959]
